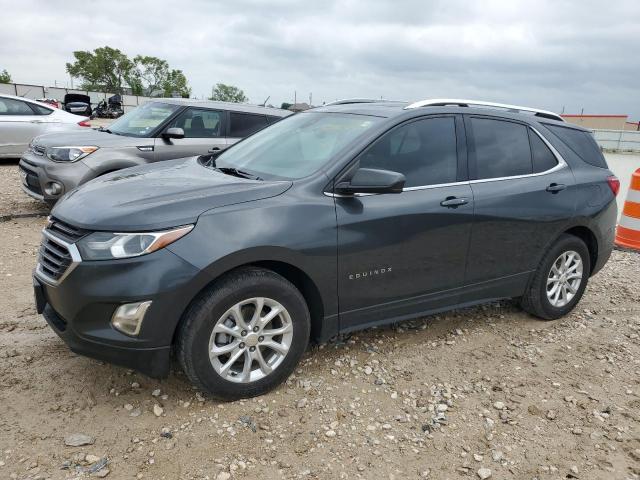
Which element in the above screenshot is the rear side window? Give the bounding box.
[471,118,532,179]
[544,124,607,168]
[529,129,558,173]
[229,113,268,137]
[359,116,458,187]
[30,104,53,115]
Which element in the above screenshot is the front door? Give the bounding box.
[335,115,474,330]
[462,115,576,300]
[154,107,228,161]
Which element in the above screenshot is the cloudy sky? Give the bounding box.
[1,0,639,117]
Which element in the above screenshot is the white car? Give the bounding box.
[0,93,90,158]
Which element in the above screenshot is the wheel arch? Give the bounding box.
[563,225,598,275]
[171,257,329,348]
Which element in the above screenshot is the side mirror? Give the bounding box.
[335,168,405,195]
[162,127,185,140]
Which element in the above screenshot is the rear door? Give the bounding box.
[154,107,228,160]
[335,115,474,329]
[0,97,52,157]
[462,115,575,300]
[227,112,270,146]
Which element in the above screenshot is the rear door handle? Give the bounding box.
[208,147,221,153]
[546,183,566,193]
[440,196,469,208]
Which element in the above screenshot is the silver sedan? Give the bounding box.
[0,93,90,158]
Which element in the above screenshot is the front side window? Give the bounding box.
[169,108,222,138]
[229,113,268,137]
[214,112,382,179]
[358,116,458,187]
[471,118,532,179]
[0,97,35,116]
[109,102,180,137]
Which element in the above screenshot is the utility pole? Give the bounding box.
[309,92,312,106]
[294,90,297,105]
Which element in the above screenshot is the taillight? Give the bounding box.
[77,120,91,127]
[607,175,620,196]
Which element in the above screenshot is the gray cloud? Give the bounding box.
[1,0,639,117]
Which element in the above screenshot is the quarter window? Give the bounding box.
[0,97,35,116]
[529,129,558,173]
[170,108,222,138]
[229,113,268,137]
[30,104,53,115]
[471,118,532,179]
[358,117,458,187]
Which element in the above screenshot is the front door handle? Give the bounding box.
[440,196,469,208]
[208,147,221,153]
[546,183,566,193]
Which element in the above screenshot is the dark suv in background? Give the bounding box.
[33,98,618,400]
[19,99,290,203]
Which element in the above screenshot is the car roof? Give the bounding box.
[312,98,585,130]
[149,98,291,117]
[0,92,57,110]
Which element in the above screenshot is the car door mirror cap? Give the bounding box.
[162,127,185,140]
[335,168,406,195]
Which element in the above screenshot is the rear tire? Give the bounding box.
[520,234,590,320]
[177,267,310,400]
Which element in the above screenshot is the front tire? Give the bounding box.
[177,267,310,400]
[520,234,590,320]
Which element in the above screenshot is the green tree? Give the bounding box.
[132,55,169,95]
[0,69,11,83]
[209,83,248,103]
[162,69,191,98]
[280,102,292,110]
[66,46,134,93]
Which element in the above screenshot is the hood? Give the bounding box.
[52,157,292,231]
[34,129,145,148]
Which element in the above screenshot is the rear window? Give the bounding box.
[544,124,607,168]
[229,113,268,137]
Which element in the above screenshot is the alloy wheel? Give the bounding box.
[546,250,583,308]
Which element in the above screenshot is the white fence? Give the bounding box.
[0,82,154,113]
[592,129,640,152]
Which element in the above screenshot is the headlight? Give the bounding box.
[76,225,193,260]
[46,146,98,162]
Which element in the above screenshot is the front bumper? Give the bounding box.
[34,245,206,378]
[19,151,95,202]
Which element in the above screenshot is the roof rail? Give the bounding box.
[404,98,564,122]
[325,98,404,106]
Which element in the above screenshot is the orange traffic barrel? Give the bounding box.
[615,168,640,251]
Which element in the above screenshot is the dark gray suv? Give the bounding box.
[18,99,290,203]
[33,99,619,400]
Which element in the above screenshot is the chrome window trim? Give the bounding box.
[324,126,568,197]
[35,229,82,287]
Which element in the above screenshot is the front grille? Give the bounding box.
[48,217,89,243]
[19,164,42,195]
[37,219,89,282]
[39,237,72,280]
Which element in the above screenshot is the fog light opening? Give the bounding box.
[44,182,63,196]
[111,301,152,336]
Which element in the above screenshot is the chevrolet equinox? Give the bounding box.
[33,99,619,400]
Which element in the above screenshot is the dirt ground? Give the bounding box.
[0,159,639,480]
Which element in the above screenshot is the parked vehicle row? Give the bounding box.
[28,98,618,400]
[18,98,290,203]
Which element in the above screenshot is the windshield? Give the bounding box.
[109,102,180,137]
[215,112,382,179]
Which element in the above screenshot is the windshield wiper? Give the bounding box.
[99,127,112,134]
[216,167,262,181]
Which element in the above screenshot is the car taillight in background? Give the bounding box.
[607,176,620,196]
[77,120,91,127]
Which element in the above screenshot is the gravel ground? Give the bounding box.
[0,161,639,480]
